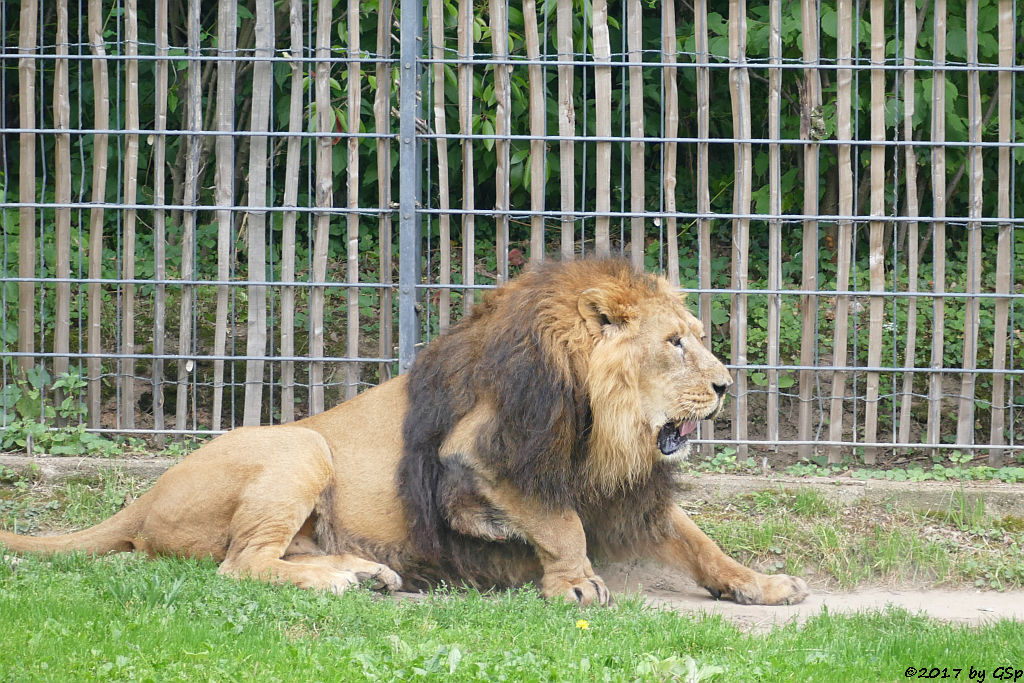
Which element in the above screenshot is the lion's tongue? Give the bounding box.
[678,421,698,437]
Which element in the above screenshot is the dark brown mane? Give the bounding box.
[396,259,678,584]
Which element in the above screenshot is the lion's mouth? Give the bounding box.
[657,420,699,456]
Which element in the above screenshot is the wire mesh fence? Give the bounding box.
[1,0,1022,466]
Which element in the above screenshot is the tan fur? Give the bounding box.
[0,259,808,608]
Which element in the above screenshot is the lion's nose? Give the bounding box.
[712,382,729,398]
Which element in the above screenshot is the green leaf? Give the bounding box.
[26,366,51,391]
[946,28,967,60]
[820,8,837,38]
[15,394,42,421]
[481,119,495,152]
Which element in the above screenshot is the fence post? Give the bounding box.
[398,0,423,374]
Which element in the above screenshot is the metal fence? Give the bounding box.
[1,0,1022,466]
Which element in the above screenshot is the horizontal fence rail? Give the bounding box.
[1,0,1022,472]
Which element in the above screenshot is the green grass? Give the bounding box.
[686,488,1024,590]
[0,552,1022,682]
[2,473,1024,680]
[0,468,151,535]
[4,472,1024,591]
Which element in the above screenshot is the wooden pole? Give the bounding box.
[212,0,237,429]
[592,0,611,257]
[242,0,274,424]
[556,0,576,259]
[798,0,822,461]
[863,0,887,464]
[728,0,751,460]
[310,0,334,415]
[86,0,110,427]
[828,0,855,463]
[988,0,1014,466]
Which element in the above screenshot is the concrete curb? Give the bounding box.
[3,454,1022,518]
[0,454,176,483]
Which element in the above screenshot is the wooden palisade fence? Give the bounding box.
[0,0,1021,467]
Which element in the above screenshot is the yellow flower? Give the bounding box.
[576,619,590,630]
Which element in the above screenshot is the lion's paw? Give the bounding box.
[323,570,361,595]
[756,573,809,605]
[356,564,403,592]
[542,575,612,607]
[297,562,402,595]
[711,573,809,606]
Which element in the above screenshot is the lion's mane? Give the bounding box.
[397,259,680,588]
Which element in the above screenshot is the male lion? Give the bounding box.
[0,259,808,607]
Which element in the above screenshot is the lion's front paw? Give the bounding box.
[758,573,809,605]
[542,574,612,607]
[712,573,808,606]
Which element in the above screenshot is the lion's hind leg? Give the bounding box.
[652,506,809,606]
[211,429,400,596]
[281,552,402,592]
[219,509,401,595]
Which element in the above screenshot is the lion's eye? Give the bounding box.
[669,335,684,349]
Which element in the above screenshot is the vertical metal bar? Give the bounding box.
[399,0,423,374]
[767,0,781,449]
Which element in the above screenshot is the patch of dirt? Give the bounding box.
[600,560,1024,631]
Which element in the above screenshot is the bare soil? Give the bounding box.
[600,560,1024,631]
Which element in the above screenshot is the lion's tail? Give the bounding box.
[0,495,151,556]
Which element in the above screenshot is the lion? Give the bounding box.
[0,259,808,607]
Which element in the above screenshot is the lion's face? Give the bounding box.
[632,302,732,460]
[579,277,733,466]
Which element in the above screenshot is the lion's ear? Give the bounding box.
[578,287,627,336]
